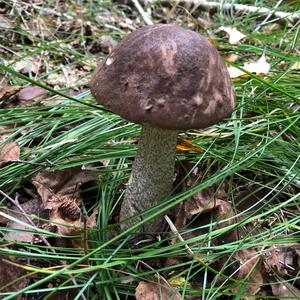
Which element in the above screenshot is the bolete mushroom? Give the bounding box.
[90,24,235,233]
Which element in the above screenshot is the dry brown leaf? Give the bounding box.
[174,185,230,227]
[17,86,49,105]
[0,130,20,164]
[0,257,28,299]
[232,248,264,299]
[85,206,99,228]
[176,186,215,224]
[32,167,98,209]
[171,171,236,246]
[261,23,281,34]
[271,282,300,299]
[212,200,238,245]
[32,167,98,247]
[264,246,300,277]
[0,141,20,164]
[135,281,181,300]
[0,15,15,29]
[171,186,238,253]
[0,16,11,29]
[0,79,20,101]
[196,17,213,29]
[2,198,42,242]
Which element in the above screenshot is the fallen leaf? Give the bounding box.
[291,61,300,70]
[0,141,20,164]
[264,246,299,277]
[0,257,28,299]
[85,206,99,228]
[261,23,281,34]
[32,167,98,247]
[232,248,264,299]
[4,198,42,242]
[32,167,98,209]
[0,131,20,165]
[219,26,246,45]
[171,170,235,243]
[0,79,20,101]
[212,200,238,245]
[17,86,49,105]
[135,281,181,300]
[176,139,203,153]
[271,282,300,299]
[196,17,213,29]
[227,54,270,78]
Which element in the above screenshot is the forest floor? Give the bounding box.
[0,1,300,299]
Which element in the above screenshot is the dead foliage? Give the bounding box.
[168,166,300,298]
[31,167,99,246]
[0,1,299,299]
[0,257,28,299]
[0,126,20,165]
[0,78,20,103]
[135,280,181,300]
[17,86,49,106]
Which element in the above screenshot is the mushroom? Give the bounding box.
[90,24,235,233]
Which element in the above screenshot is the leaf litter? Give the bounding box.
[32,167,99,241]
[0,126,20,165]
[227,54,270,78]
[0,0,299,298]
[166,166,300,299]
[135,280,181,300]
[219,26,246,45]
[0,165,100,296]
[0,257,28,299]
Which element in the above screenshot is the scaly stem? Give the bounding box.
[120,125,178,233]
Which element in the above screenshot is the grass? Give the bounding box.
[0,0,300,299]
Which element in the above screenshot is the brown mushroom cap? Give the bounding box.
[90,24,235,130]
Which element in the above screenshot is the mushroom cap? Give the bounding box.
[90,24,235,130]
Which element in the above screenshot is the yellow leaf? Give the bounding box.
[168,276,186,287]
[176,139,203,153]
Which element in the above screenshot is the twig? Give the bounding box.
[254,0,284,31]
[0,190,45,238]
[150,1,300,22]
[131,0,153,25]
[0,189,87,300]
[164,215,194,256]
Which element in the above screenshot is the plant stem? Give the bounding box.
[120,125,178,233]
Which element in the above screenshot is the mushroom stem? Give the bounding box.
[120,125,179,233]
